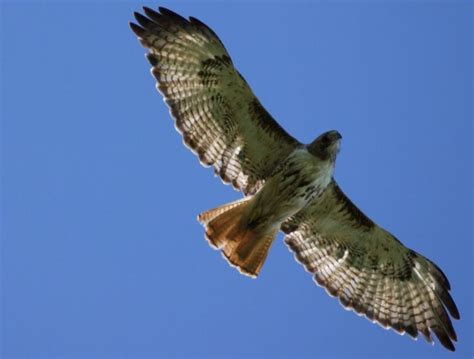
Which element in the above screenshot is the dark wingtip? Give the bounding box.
[443,291,461,320]
[158,6,176,15]
[444,343,456,352]
[146,53,159,67]
[158,6,188,23]
[431,261,451,290]
[452,307,461,321]
[432,325,456,352]
[129,22,146,37]
[143,6,161,22]
[454,310,460,321]
[189,16,202,25]
[134,11,155,29]
[404,324,418,338]
[441,337,456,352]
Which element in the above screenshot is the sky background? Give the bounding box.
[1,1,472,358]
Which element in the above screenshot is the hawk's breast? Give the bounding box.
[248,148,335,227]
[285,148,334,206]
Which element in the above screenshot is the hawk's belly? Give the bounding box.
[246,148,334,229]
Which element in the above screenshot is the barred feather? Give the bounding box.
[282,181,460,351]
[130,6,299,195]
[131,7,460,352]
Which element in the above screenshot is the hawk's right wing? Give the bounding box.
[282,181,460,351]
[130,7,301,195]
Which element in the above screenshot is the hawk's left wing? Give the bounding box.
[281,181,460,351]
[130,7,300,196]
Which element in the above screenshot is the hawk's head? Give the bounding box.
[308,130,342,161]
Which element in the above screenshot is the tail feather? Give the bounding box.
[198,197,250,249]
[222,231,276,277]
[197,198,277,278]
[198,197,250,226]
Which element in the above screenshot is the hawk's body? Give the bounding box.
[199,141,339,277]
[130,6,460,351]
[246,146,337,230]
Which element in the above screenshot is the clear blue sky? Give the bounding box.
[2,1,472,358]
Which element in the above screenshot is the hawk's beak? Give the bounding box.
[332,131,342,140]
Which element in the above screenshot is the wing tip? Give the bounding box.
[433,327,456,352]
[442,290,461,321]
[129,22,146,37]
[286,236,459,352]
[158,6,189,24]
[134,11,156,29]
[143,6,161,22]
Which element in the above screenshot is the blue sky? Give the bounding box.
[1,1,472,358]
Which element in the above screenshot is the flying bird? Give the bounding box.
[130,6,460,351]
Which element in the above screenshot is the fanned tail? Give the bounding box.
[198,198,277,278]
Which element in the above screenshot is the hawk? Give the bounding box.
[130,6,460,351]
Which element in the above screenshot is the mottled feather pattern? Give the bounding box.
[131,7,459,352]
[131,7,300,195]
[282,181,459,350]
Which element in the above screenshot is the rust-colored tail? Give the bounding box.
[198,198,277,278]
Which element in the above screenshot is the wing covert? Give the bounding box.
[131,7,300,195]
[282,181,460,351]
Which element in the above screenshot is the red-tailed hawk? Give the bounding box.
[130,6,459,351]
